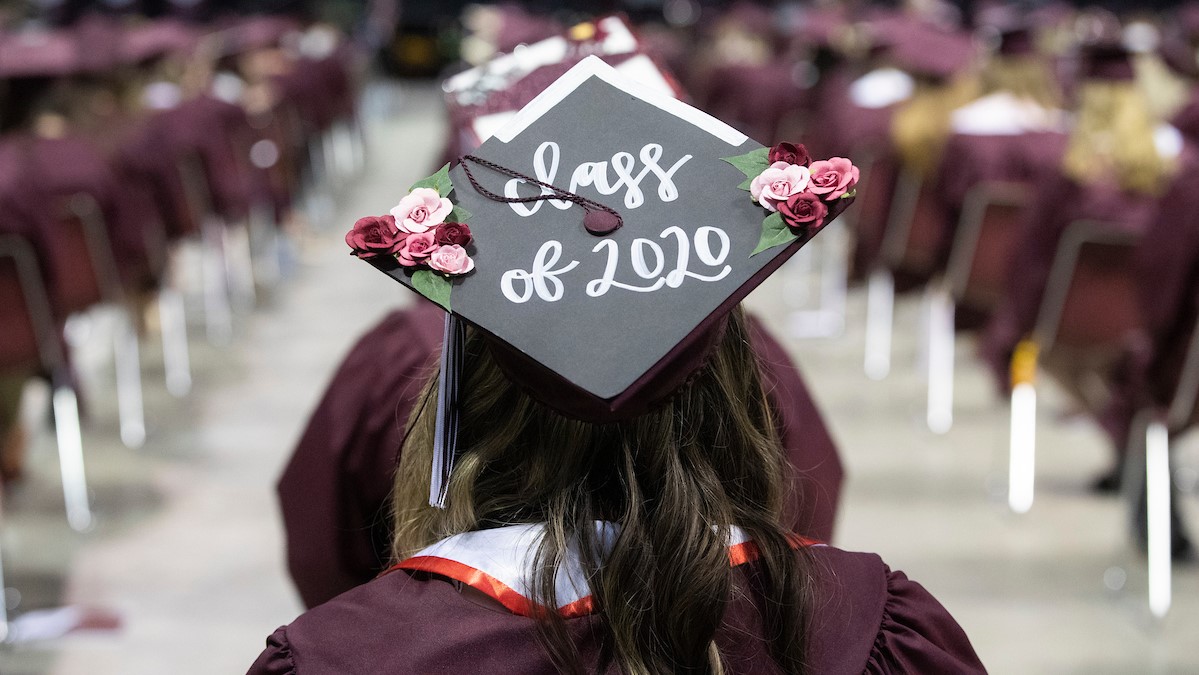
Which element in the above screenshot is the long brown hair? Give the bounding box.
[392,307,811,674]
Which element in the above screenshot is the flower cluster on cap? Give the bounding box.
[345,187,475,276]
[749,143,858,229]
[723,142,858,256]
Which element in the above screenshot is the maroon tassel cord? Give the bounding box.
[458,154,623,235]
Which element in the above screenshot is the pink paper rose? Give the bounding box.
[807,157,859,200]
[750,161,811,212]
[390,187,452,234]
[396,230,439,267]
[428,244,475,275]
[778,191,829,230]
[345,215,404,258]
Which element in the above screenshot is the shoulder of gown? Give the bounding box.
[250,545,985,675]
[805,546,987,675]
[277,301,445,608]
[247,626,297,675]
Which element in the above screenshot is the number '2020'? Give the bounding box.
[500,225,732,304]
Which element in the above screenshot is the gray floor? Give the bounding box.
[2,83,1197,674]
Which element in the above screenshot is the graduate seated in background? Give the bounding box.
[278,297,846,609]
[980,40,1184,482]
[948,20,1064,137]
[251,56,983,674]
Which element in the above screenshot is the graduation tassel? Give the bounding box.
[430,313,465,508]
[458,154,623,236]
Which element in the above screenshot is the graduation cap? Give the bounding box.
[347,56,855,504]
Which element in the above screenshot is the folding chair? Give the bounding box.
[0,234,91,532]
[59,195,146,450]
[922,181,1031,432]
[1124,310,1199,619]
[849,153,900,379]
[1009,220,1142,513]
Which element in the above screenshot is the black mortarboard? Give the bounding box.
[349,55,853,434]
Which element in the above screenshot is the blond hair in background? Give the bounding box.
[1133,52,1192,121]
[891,75,980,178]
[1061,80,1175,195]
[977,53,1063,109]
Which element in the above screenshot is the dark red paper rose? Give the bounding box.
[768,142,811,167]
[435,221,472,247]
[778,191,828,231]
[346,215,404,257]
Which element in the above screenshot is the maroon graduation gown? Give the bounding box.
[278,304,844,609]
[1134,170,1199,408]
[155,96,256,222]
[116,111,199,240]
[978,172,1160,394]
[702,60,808,146]
[1098,167,1199,446]
[0,141,61,294]
[248,545,986,675]
[278,302,445,609]
[0,133,159,289]
[924,131,1069,291]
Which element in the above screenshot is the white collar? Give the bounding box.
[394,522,757,616]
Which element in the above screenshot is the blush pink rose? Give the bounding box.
[427,244,475,275]
[807,157,859,199]
[390,187,453,233]
[750,161,811,211]
[395,230,439,267]
[345,215,404,258]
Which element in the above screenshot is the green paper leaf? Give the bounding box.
[737,175,754,190]
[410,163,453,197]
[412,268,452,310]
[449,204,472,223]
[840,188,857,200]
[721,147,770,185]
[751,211,799,256]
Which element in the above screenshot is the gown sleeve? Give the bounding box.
[247,626,297,675]
[863,567,987,674]
[278,304,443,608]
[746,315,844,542]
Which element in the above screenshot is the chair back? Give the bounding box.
[847,150,899,278]
[52,193,126,313]
[177,151,217,230]
[1033,220,1142,351]
[946,181,1032,312]
[880,170,945,280]
[0,234,65,374]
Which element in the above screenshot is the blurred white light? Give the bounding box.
[664,0,700,27]
[1123,21,1160,55]
[250,140,280,169]
[1102,566,1127,592]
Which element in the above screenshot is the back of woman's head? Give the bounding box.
[392,306,811,674]
[1061,78,1175,196]
[977,53,1062,109]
